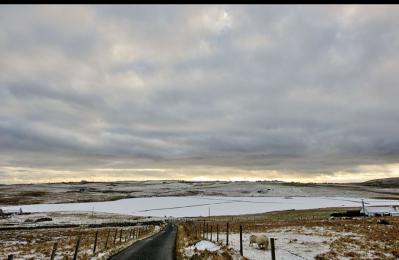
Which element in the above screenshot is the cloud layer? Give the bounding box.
[1,5,399,183]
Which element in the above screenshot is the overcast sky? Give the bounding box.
[1,5,399,184]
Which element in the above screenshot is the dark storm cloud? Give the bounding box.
[1,5,399,183]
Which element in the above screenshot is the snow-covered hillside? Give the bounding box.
[1,180,399,206]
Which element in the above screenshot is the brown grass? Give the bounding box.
[0,225,155,259]
[184,208,399,260]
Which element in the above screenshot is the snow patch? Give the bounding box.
[184,240,221,259]
[193,240,220,251]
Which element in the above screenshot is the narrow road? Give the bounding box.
[109,223,177,260]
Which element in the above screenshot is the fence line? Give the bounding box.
[5,225,156,259]
[193,221,278,259]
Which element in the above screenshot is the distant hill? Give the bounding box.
[360,177,399,188]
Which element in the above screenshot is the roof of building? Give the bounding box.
[361,205,399,214]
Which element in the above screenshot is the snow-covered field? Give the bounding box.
[215,228,350,260]
[0,211,153,228]
[212,222,399,260]
[3,196,398,217]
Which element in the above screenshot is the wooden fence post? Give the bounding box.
[50,242,58,260]
[129,228,133,239]
[113,229,118,244]
[119,229,123,242]
[271,238,276,260]
[226,222,229,246]
[7,255,13,260]
[104,230,110,249]
[239,225,243,256]
[199,223,202,238]
[217,224,219,242]
[210,225,213,241]
[203,220,206,237]
[73,236,81,260]
[93,231,98,254]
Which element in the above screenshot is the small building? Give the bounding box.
[0,207,24,216]
[361,205,399,217]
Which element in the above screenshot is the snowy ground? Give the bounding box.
[0,211,161,228]
[213,228,341,260]
[186,240,221,253]
[183,239,245,260]
[2,196,398,217]
[212,222,399,260]
[0,225,159,260]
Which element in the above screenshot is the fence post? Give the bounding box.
[239,225,243,256]
[50,242,58,260]
[93,231,98,254]
[119,229,123,242]
[203,220,206,237]
[73,236,81,260]
[113,229,118,244]
[199,223,202,238]
[129,228,133,239]
[226,222,229,246]
[217,224,219,242]
[104,230,110,249]
[7,255,13,260]
[271,238,276,260]
[210,225,213,241]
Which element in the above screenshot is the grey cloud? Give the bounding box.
[1,5,399,183]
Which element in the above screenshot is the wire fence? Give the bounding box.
[3,225,155,260]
